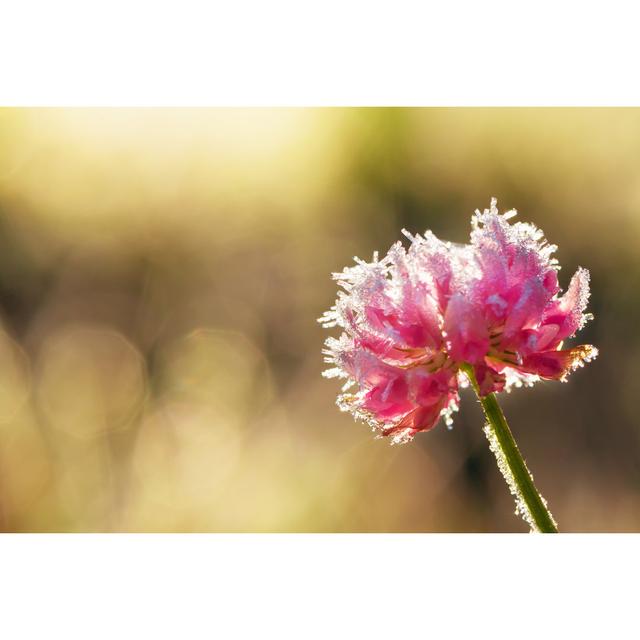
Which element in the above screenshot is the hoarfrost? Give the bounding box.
[482,423,557,533]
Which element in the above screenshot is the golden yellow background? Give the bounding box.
[0,108,632,531]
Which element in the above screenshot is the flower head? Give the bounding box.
[320,199,597,444]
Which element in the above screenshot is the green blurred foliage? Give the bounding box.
[0,107,636,532]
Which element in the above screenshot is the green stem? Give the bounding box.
[460,363,558,533]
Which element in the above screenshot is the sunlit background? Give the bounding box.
[0,108,636,532]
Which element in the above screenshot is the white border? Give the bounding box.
[0,534,635,638]
[2,1,639,105]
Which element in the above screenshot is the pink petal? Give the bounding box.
[474,361,507,396]
[519,345,597,380]
[503,280,552,337]
[541,267,591,345]
[362,373,415,419]
[381,401,445,439]
[443,294,489,364]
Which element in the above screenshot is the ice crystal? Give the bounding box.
[482,423,557,533]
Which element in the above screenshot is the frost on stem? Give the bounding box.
[482,422,557,533]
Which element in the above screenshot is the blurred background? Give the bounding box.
[0,107,635,532]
